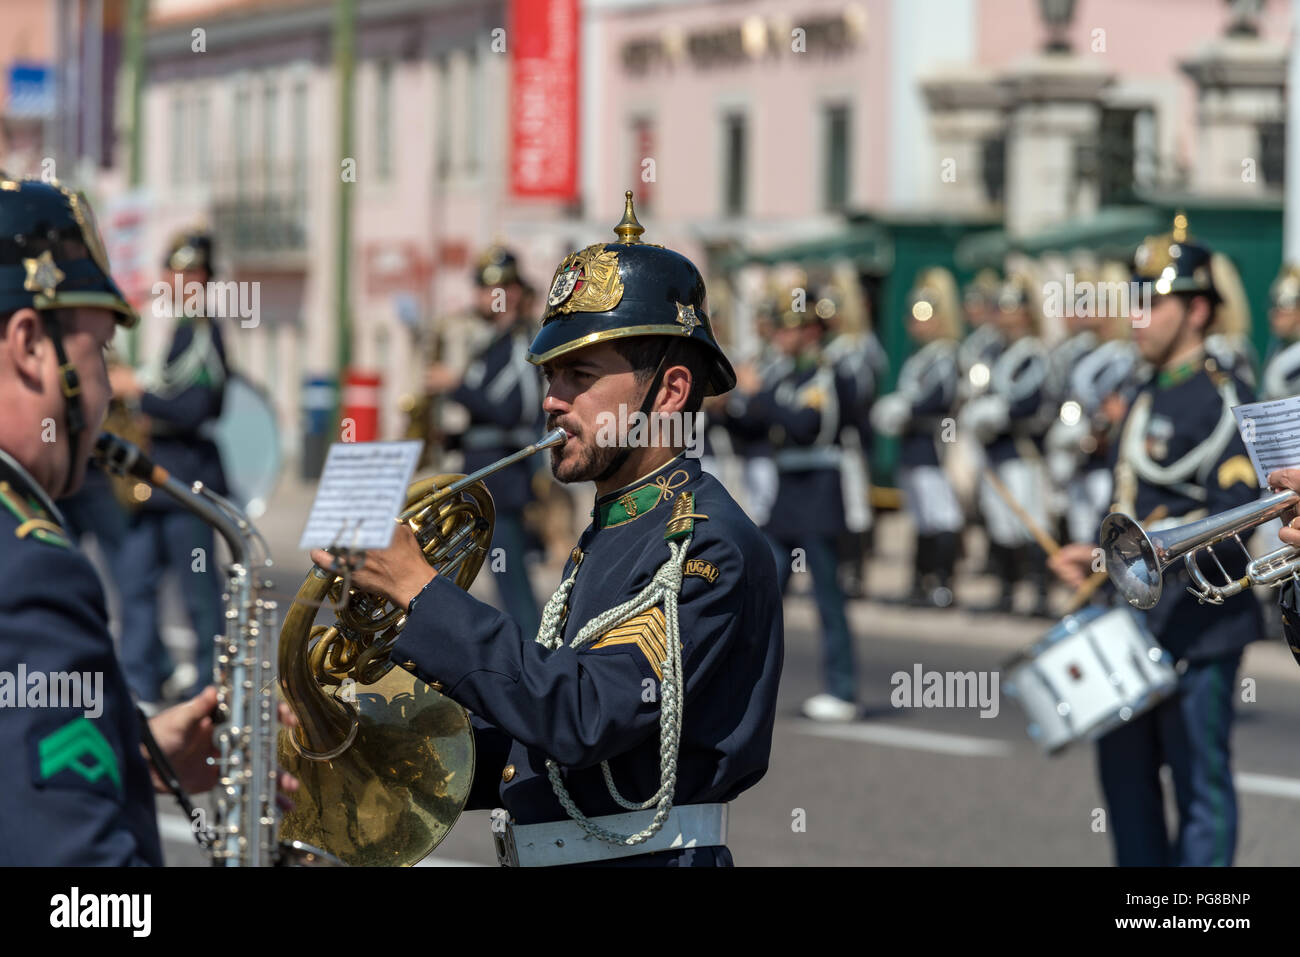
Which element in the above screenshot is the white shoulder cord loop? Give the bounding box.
[1122,378,1239,488]
[533,536,691,845]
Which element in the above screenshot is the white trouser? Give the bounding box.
[901,465,964,534]
[980,459,1048,547]
[1066,469,1114,544]
[744,456,778,528]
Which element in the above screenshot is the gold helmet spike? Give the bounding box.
[614,190,645,244]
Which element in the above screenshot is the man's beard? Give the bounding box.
[547,418,622,484]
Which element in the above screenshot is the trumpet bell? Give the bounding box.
[1100,512,1164,610]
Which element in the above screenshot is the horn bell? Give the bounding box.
[1100,512,1165,610]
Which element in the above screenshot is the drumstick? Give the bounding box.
[981,468,1060,556]
[1061,504,1169,614]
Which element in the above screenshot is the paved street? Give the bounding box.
[150,475,1300,867]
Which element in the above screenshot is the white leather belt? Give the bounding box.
[493,804,728,867]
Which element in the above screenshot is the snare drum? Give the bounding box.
[1003,605,1176,755]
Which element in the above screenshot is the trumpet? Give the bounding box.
[1101,490,1300,609]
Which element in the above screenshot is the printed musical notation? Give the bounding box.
[1233,397,1300,487]
[298,440,423,551]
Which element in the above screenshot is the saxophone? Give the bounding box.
[93,432,334,867]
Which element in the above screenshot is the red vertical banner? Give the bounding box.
[510,0,579,201]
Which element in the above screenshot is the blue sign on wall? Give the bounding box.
[7,63,54,119]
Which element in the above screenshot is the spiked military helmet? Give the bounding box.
[1132,213,1220,302]
[164,229,215,275]
[527,192,736,395]
[1271,263,1300,312]
[0,175,136,326]
[474,244,522,287]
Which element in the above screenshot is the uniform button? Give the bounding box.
[502,764,516,783]
[429,680,444,692]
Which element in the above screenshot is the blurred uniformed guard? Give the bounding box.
[110,230,229,704]
[425,246,543,638]
[872,268,964,608]
[962,273,1053,616]
[0,176,218,863]
[819,282,883,598]
[1262,263,1300,400]
[1054,216,1262,866]
[957,268,1004,402]
[319,194,783,866]
[727,283,860,722]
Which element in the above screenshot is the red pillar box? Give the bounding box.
[340,369,383,443]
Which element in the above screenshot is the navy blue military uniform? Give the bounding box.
[118,313,229,702]
[0,454,163,865]
[390,193,780,866]
[395,454,782,866]
[0,176,165,865]
[728,353,859,705]
[450,317,544,637]
[1098,223,1263,867]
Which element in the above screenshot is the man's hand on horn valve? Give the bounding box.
[1267,467,1300,547]
[310,523,436,611]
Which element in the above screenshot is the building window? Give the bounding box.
[263,80,278,185]
[722,111,747,217]
[194,94,210,183]
[376,59,393,181]
[170,92,185,187]
[465,48,480,174]
[1098,107,1139,206]
[980,135,1005,205]
[436,55,451,181]
[234,84,251,187]
[1260,120,1285,188]
[823,103,851,211]
[291,79,308,195]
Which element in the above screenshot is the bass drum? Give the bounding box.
[211,372,281,519]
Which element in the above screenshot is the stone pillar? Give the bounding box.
[1000,53,1112,238]
[920,67,1006,216]
[1180,35,1285,196]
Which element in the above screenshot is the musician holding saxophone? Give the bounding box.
[1049,217,1262,867]
[311,194,784,866]
[0,177,229,864]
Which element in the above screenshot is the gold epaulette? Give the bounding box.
[0,481,70,549]
[664,491,707,541]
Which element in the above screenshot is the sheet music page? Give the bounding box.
[298,440,423,551]
[1232,396,1300,487]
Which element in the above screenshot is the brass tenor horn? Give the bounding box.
[1100,490,1300,610]
[277,428,566,866]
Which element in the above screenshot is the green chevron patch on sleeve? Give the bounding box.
[37,717,122,792]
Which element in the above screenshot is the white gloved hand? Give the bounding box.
[870,393,911,437]
[961,394,1009,444]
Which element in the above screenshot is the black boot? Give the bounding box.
[930,532,958,609]
[1023,544,1053,619]
[995,544,1017,614]
[974,543,1015,614]
[908,534,933,606]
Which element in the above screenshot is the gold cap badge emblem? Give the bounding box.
[23,250,65,299]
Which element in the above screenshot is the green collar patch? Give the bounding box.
[38,717,122,791]
[594,467,691,529]
[1157,356,1203,389]
[0,481,70,548]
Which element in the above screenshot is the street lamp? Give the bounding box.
[1039,0,1077,53]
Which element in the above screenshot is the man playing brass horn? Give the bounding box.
[313,194,783,866]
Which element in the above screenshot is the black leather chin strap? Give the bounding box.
[593,342,672,484]
[40,314,84,498]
